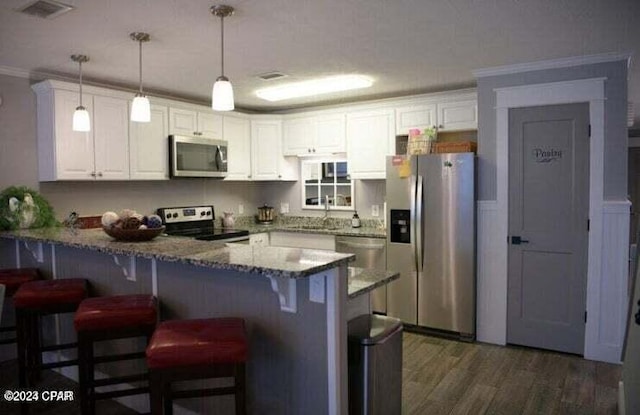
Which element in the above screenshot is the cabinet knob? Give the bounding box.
[90,172,96,177]
[278,175,282,178]
[312,148,316,153]
[308,149,311,153]
[248,175,252,178]
[97,172,103,177]
[438,125,443,129]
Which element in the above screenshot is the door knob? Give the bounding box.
[511,236,529,245]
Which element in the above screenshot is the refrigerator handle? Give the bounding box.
[416,175,424,272]
[410,174,418,272]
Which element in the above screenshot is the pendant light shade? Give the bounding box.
[212,76,234,111]
[130,32,151,122]
[71,54,90,132]
[72,107,91,132]
[211,5,235,111]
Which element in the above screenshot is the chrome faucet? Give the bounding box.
[323,195,330,225]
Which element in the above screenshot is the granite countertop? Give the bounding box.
[347,266,399,299]
[0,228,354,279]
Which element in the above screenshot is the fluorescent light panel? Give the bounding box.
[255,74,373,102]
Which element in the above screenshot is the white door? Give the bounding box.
[251,120,282,180]
[507,103,590,355]
[346,109,395,179]
[53,89,95,180]
[224,116,252,180]
[283,117,315,155]
[315,114,346,153]
[129,104,169,180]
[93,96,129,180]
[197,111,223,139]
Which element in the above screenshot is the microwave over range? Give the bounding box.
[169,135,228,178]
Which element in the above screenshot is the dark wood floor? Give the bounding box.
[0,332,622,414]
[402,332,621,415]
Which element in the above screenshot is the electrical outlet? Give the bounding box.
[280,202,290,214]
[238,204,244,215]
[371,204,380,217]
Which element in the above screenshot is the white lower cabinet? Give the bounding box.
[249,233,269,246]
[346,108,395,180]
[269,232,335,250]
[129,104,169,180]
[33,82,130,181]
[223,115,252,180]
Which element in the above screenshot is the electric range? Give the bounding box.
[157,205,249,242]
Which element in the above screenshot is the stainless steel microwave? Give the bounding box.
[169,135,228,178]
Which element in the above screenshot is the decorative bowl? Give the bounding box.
[102,226,165,242]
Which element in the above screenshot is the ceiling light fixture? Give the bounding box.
[71,54,90,132]
[130,32,151,122]
[255,74,374,102]
[210,5,235,111]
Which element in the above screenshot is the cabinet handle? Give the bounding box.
[438,125,443,129]
[312,148,316,152]
[248,175,252,178]
[278,174,282,178]
[308,149,311,153]
[90,172,96,177]
[97,172,103,177]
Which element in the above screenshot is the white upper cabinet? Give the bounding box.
[346,108,395,180]
[93,96,130,180]
[282,113,346,156]
[223,115,252,181]
[436,99,477,131]
[33,82,130,181]
[283,117,315,155]
[315,114,346,153]
[169,107,223,139]
[395,103,437,135]
[129,103,169,180]
[251,118,298,181]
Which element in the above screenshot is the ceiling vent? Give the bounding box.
[257,71,288,81]
[17,0,74,19]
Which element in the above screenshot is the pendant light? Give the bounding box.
[210,5,235,111]
[130,32,151,122]
[71,54,90,132]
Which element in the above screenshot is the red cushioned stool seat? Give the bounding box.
[0,268,39,297]
[146,317,248,415]
[74,294,157,332]
[14,278,87,309]
[75,294,158,415]
[14,277,88,401]
[146,317,247,369]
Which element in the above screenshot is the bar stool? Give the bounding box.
[0,268,40,346]
[146,317,248,415]
[74,294,158,415]
[13,278,88,389]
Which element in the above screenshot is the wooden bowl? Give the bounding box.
[102,226,165,242]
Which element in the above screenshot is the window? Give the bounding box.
[301,159,354,210]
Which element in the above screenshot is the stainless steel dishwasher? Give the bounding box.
[336,236,387,314]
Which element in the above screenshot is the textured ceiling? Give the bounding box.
[0,0,638,122]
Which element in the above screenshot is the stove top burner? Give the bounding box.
[194,229,250,241]
[157,205,250,242]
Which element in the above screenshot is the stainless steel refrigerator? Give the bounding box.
[385,153,475,339]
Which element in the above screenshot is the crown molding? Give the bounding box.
[472,51,632,78]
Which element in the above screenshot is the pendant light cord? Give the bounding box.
[220,14,225,77]
[138,39,143,94]
[78,60,83,107]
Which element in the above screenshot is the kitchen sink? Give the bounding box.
[285,224,340,231]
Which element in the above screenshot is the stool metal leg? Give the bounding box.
[16,310,28,388]
[149,370,163,415]
[78,333,89,415]
[235,363,246,415]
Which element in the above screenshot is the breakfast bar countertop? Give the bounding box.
[0,227,354,279]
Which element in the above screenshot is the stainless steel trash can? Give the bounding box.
[348,314,403,415]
